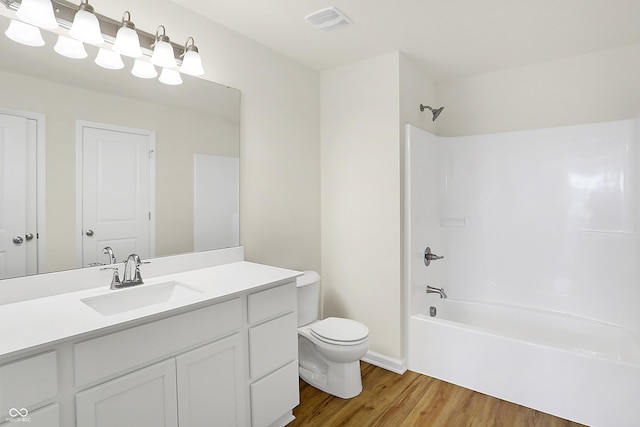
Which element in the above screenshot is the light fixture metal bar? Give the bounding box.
[0,0,185,59]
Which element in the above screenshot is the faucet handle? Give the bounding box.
[424,247,444,266]
[101,266,122,289]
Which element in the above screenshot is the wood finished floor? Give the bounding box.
[289,362,586,427]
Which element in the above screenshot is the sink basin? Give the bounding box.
[81,281,202,316]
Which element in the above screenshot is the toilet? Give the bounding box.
[296,271,369,399]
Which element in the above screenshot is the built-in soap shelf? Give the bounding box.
[439,217,466,227]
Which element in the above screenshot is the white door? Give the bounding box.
[78,123,154,267]
[0,113,37,279]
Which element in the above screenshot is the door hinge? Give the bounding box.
[149,149,154,159]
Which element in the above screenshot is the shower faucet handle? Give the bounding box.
[424,247,444,266]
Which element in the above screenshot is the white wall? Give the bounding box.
[321,52,402,359]
[98,0,322,272]
[436,43,640,137]
[320,52,438,362]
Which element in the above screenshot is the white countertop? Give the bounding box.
[0,261,301,357]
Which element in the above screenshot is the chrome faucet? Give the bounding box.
[102,246,117,264]
[426,285,447,299]
[122,254,145,287]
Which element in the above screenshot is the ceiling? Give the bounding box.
[170,0,640,81]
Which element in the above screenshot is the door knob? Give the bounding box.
[85,229,94,237]
[12,236,24,244]
[25,233,34,241]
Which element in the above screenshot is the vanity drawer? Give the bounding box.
[74,298,241,386]
[248,312,297,380]
[0,351,58,419]
[250,361,299,427]
[247,282,296,324]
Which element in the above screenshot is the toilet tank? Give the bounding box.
[296,271,320,327]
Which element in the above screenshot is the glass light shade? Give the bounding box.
[16,0,58,30]
[54,35,87,59]
[179,50,204,76]
[131,59,158,79]
[5,19,45,47]
[95,48,124,70]
[112,26,142,58]
[159,68,182,85]
[151,40,177,68]
[69,9,103,45]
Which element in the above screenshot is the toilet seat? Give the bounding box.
[310,317,369,345]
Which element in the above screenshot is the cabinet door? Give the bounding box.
[76,359,178,427]
[176,334,245,427]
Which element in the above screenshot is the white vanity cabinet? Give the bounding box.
[0,351,59,426]
[75,334,245,427]
[75,298,246,427]
[247,282,299,427]
[0,260,301,427]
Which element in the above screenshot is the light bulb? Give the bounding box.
[151,26,177,68]
[112,12,142,58]
[16,0,58,30]
[69,1,104,45]
[179,38,205,76]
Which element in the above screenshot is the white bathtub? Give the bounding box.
[407,296,640,427]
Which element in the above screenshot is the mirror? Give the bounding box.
[0,12,240,279]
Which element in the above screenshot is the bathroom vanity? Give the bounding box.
[0,249,300,427]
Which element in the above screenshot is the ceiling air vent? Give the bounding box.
[304,7,353,31]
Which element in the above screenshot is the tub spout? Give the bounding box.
[426,285,447,299]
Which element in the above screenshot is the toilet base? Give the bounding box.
[299,359,363,399]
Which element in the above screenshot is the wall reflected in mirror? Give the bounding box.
[0,12,240,280]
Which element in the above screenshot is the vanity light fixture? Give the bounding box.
[131,59,158,79]
[159,67,182,85]
[4,18,44,46]
[112,11,142,58]
[68,0,103,45]
[151,25,177,68]
[54,34,87,58]
[179,37,204,76]
[1,0,206,85]
[16,0,57,29]
[94,47,123,70]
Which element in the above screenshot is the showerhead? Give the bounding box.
[419,104,445,121]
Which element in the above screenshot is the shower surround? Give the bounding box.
[404,119,640,426]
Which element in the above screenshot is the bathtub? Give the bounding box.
[407,296,640,427]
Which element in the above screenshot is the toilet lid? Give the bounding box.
[310,317,369,343]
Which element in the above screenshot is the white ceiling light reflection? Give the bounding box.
[159,68,182,85]
[95,48,124,69]
[4,19,45,46]
[54,35,87,59]
[131,59,158,79]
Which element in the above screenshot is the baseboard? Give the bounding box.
[362,350,407,374]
